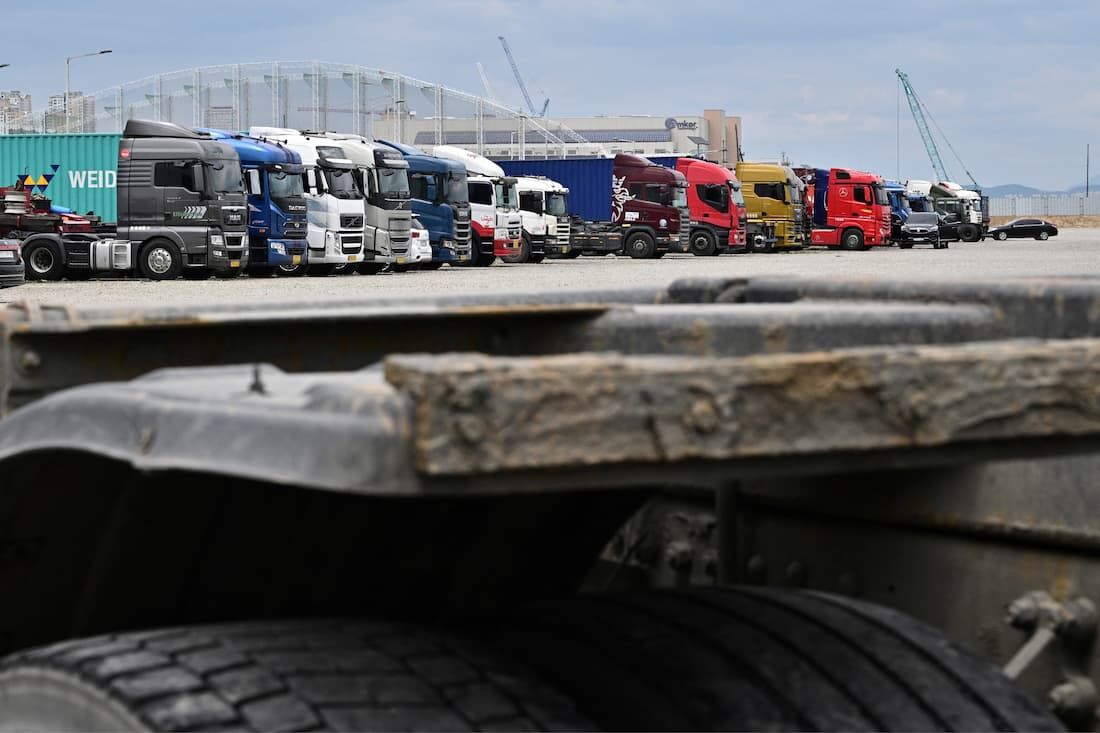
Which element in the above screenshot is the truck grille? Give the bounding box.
[225,233,246,248]
[454,217,471,246]
[556,217,571,247]
[340,214,363,229]
[507,224,521,239]
[389,219,411,244]
[341,235,363,253]
[285,219,307,239]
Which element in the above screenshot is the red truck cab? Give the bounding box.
[675,157,746,255]
[808,168,890,250]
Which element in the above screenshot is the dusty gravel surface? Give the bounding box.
[4,229,1098,310]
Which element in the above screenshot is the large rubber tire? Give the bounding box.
[840,228,866,251]
[996,231,1008,241]
[0,620,591,732]
[688,228,717,257]
[503,587,1061,731]
[278,262,308,277]
[958,224,980,242]
[624,231,656,259]
[138,240,183,281]
[22,240,64,281]
[1038,232,1049,241]
[503,232,532,264]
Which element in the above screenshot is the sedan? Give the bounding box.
[987,218,1059,241]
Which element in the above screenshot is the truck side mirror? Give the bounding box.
[246,169,262,195]
[190,164,205,194]
[305,168,319,193]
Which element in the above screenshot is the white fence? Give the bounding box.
[990,195,1100,217]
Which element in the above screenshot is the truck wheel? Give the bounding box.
[689,229,717,256]
[841,228,866,251]
[506,587,1061,731]
[959,224,979,242]
[23,240,64,281]
[625,231,656,259]
[138,240,183,281]
[503,232,531,264]
[0,620,591,732]
[277,262,307,277]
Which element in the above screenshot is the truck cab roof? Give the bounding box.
[375,140,465,176]
[317,135,409,169]
[246,128,353,168]
[514,176,568,194]
[197,129,302,167]
[428,146,506,178]
[676,157,738,186]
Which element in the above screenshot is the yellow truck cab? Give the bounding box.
[735,161,807,251]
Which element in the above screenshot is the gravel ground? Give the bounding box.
[4,229,1098,310]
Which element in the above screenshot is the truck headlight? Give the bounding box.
[271,242,286,255]
[209,234,225,246]
[325,231,337,252]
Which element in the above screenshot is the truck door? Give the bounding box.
[152,160,205,227]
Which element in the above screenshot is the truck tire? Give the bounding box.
[959,224,980,242]
[0,620,592,732]
[841,228,866,251]
[505,587,1061,732]
[625,231,656,259]
[138,240,183,281]
[503,232,531,264]
[22,240,65,281]
[277,262,307,277]
[689,229,717,256]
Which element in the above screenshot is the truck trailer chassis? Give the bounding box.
[2,276,1100,729]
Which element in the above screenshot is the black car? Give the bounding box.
[987,218,1059,241]
[0,239,24,288]
[897,212,946,249]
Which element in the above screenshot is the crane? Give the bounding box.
[475,62,499,105]
[498,35,548,117]
[895,68,980,190]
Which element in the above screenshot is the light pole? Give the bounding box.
[65,49,111,132]
[0,64,9,70]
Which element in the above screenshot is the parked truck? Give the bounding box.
[18,120,249,281]
[884,179,910,242]
[198,129,308,278]
[907,179,987,242]
[499,154,689,259]
[249,128,365,276]
[321,133,416,274]
[735,161,806,251]
[807,167,891,250]
[652,156,747,255]
[377,140,472,268]
[430,145,522,266]
[0,274,1095,731]
[513,175,574,259]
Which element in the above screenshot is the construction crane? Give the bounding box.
[895,68,981,189]
[475,62,499,105]
[498,35,548,117]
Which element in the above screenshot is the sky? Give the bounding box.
[4,0,1098,190]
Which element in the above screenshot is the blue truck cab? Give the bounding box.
[198,129,308,276]
[376,140,471,266]
[883,180,910,242]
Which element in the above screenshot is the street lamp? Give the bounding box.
[0,64,10,70]
[65,49,111,133]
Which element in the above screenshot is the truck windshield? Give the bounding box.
[446,173,469,204]
[207,161,244,194]
[324,168,361,199]
[872,184,889,206]
[672,185,688,209]
[494,182,518,210]
[729,182,746,207]
[546,192,568,217]
[377,165,410,196]
[268,169,303,199]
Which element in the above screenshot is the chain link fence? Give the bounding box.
[989,195,1100,217]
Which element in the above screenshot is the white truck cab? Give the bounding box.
[429,145,521,266]
[249,128,365,275]
[320,134,414,273]
[514,176,572,261]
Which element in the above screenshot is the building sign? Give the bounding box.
[664,117,698,130]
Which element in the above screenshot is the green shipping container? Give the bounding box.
[0,133,122,223]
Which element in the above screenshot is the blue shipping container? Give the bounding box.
[497,158,614,221]
[0,133,121,222]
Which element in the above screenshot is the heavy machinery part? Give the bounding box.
[0,620,591,732]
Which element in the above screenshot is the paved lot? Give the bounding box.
[4,229,1098,310]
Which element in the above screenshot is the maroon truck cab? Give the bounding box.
[808,168,890,250]
[608,154,689,258]
[676,158,747,255]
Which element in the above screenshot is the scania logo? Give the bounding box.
[664,117,698,130]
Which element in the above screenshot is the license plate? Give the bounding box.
[0,251,14,262]
[512,239,520,249]
[396,257,406,264]
[348,255,359,262]
[292,255,301,265]
[230,260,240,268]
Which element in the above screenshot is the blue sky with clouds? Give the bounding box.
[5,0,1097,190]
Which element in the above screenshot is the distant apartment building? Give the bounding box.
[42,92,96,133]
[0,90,33,134]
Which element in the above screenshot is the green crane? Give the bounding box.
[895,68,981,190]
